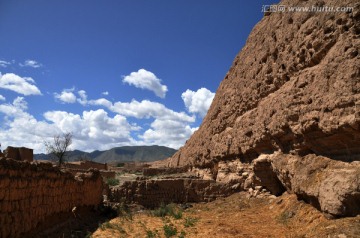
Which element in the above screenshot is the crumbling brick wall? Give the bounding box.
[0,158,104,238]
[110,178,240,208]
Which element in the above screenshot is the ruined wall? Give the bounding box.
[0,158,104,238]
[3,146,33,162]
[65,160,108,170]
[66,168,116,179]
[110,178,240,208]
[142,167,188,177]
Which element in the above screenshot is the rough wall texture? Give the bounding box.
[0,158,104,238]
[169,0,360,168]
[110,178,240,208]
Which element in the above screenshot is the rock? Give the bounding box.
[255,186,262,191]
[231,183,241,190]
[271,153,360,217]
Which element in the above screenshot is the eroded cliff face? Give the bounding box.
[170,0,360,168]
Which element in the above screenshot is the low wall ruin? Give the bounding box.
[0,158,104,238]
[65,160,108,170]
[109,178,240,207]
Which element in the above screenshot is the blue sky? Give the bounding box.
[0,0,275,153]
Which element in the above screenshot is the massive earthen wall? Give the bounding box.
[0,158,104,238]
[169,0,360,168]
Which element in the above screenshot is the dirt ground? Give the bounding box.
[91,192,360,238]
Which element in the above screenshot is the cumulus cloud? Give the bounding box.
[122,69,168,98]
[0,86,201,152]
[19,59,42,68]
[102,91,109,96]
[0,97,139,152]
[0,97,28,117]
[140,119,196,149]
[54,88,77,103]
[182,88,215,117]
[0,60,11,68]
[0,72,42,95]
[77,90,88,105]
[43,109,137,149]
[88,98,194,123]
[0,95,5,101]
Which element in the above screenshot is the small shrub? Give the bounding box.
[163,224,177,238]
[277,210,295,225]
[184,217,198,228]
[99,221,126,233]
[178,230,186,238]
[106,178,120,186]
[116,162,125,167]
[146,229,159,238]
[152,203,182,219]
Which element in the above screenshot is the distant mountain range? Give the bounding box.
[34,145,177,164]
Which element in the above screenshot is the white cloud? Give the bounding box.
[19,59,42,68]
[89,98,195,122]
[54,89,77,103]
[0,72,42,95]
[182,88,215,117]
[0,97,28,117]
[140,119,196,149]
[0,98,139,152]
[0,95,5,101]
[102,91,109,95]
[122,69,168,98]
[43,109,136,150]
[0,86,202,152]
[0,60,11,68]
[77,90,88,105]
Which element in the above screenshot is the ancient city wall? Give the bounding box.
[110,178,240,208]
[0,158,104,238]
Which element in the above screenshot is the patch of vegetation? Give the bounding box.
[152,203,183,219]
[163,223,177,238]
[184,217,198,228]
[116,162,125,167]
[146,229,159,238]
[117,200,133,220]
[277,210,295,225]
[99,221,126,233]
[106,178,120,186]
[178,230,186,238]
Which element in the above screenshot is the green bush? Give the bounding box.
[152,203,182,219]
[106,178,120,186]
[146,229,159,238]
[163,224,177,238]
[116,162,125,167]
[184,217,198,228]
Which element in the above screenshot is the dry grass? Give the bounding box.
[92,192,360,238]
